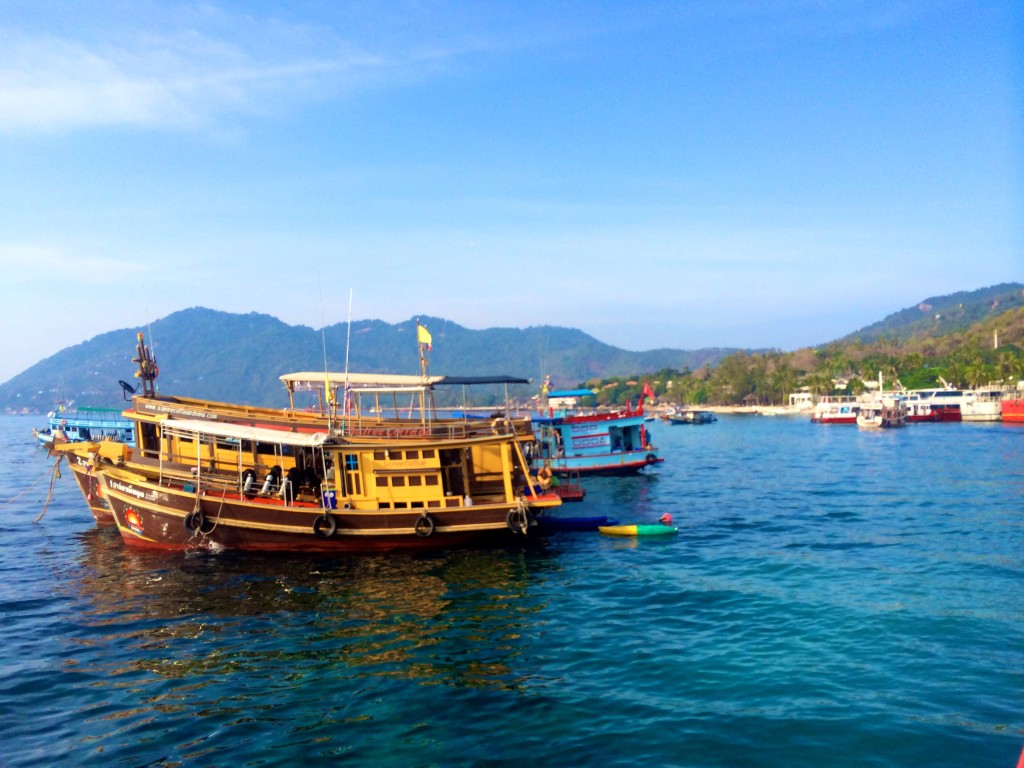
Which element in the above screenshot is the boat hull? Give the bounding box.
[100,470,553,553]
[543,453,663,476]
[64,453,116,526]
[537,515,619,531]
[1003,396,1024,424]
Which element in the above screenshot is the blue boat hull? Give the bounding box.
[537,515,620,531]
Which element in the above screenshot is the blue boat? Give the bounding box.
[34,407,136,447]
[531,388,663,476]
[536,515,619,531]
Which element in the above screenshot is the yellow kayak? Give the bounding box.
[598,523,678,537]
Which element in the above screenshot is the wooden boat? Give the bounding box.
[663,408,716,425]
[85,415,561,552]
[856,396,908,429]
[52,333,561,540]
[531,387,662,476]
[598,523,678,537]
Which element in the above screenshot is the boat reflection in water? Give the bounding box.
[68,527,545,696]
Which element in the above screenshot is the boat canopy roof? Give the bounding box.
[547,389,596,399]
[433,375,531,386]
[281,372,445,392]
[160,418,329,447]
[281,372,530,394]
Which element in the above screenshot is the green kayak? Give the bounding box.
[598,523,678,537]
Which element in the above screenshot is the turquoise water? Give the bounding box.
[1,414,1022,767]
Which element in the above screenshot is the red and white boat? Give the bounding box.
[1002,390,1024,424]
[810,397,863,425]
[901,388,963,422]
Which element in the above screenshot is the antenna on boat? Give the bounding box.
[342,288,353,429]
[319,279,334,432]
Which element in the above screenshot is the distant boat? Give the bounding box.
[856,397,908,429]
[34,407,135,447]
[1002,390,1024,423]
[811,397,863,425]
[961,385,1011,422]
[662,408,716,425]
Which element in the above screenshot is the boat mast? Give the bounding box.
[133,332,158,398]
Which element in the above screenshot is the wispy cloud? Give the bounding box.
[0,25,380,134]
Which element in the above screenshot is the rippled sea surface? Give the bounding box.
[1,413,1022,767]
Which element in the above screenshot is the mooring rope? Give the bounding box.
[31,456,65,524]
[1,458,60,510]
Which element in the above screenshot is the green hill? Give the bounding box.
[840,283,1024,343]
[5,283,1021,413]
[0,308,739,412]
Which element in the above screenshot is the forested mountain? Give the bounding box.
[0,308,738,412]
[840,283,1024,343]
[3,283,1021,413]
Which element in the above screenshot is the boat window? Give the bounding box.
[344,454,359,471]
[393,476,406,487]
[408,476,422,486]
[406,450,420,460]
[422,449,436,459]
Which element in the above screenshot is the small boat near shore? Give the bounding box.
[811,397,863,424]
[856,397,908,429]
[662,408,716,425]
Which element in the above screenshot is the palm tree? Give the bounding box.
[964,356,993,389]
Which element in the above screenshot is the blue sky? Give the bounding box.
[1,0,1020,383]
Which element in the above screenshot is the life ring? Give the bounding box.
[506,506,530,535]
[184,510,205,532]
[645,452,658,464]
[414,514,435,537]
[313,513,337,538]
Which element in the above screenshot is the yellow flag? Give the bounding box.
[417,323,432,347]
[324,373,334,405]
